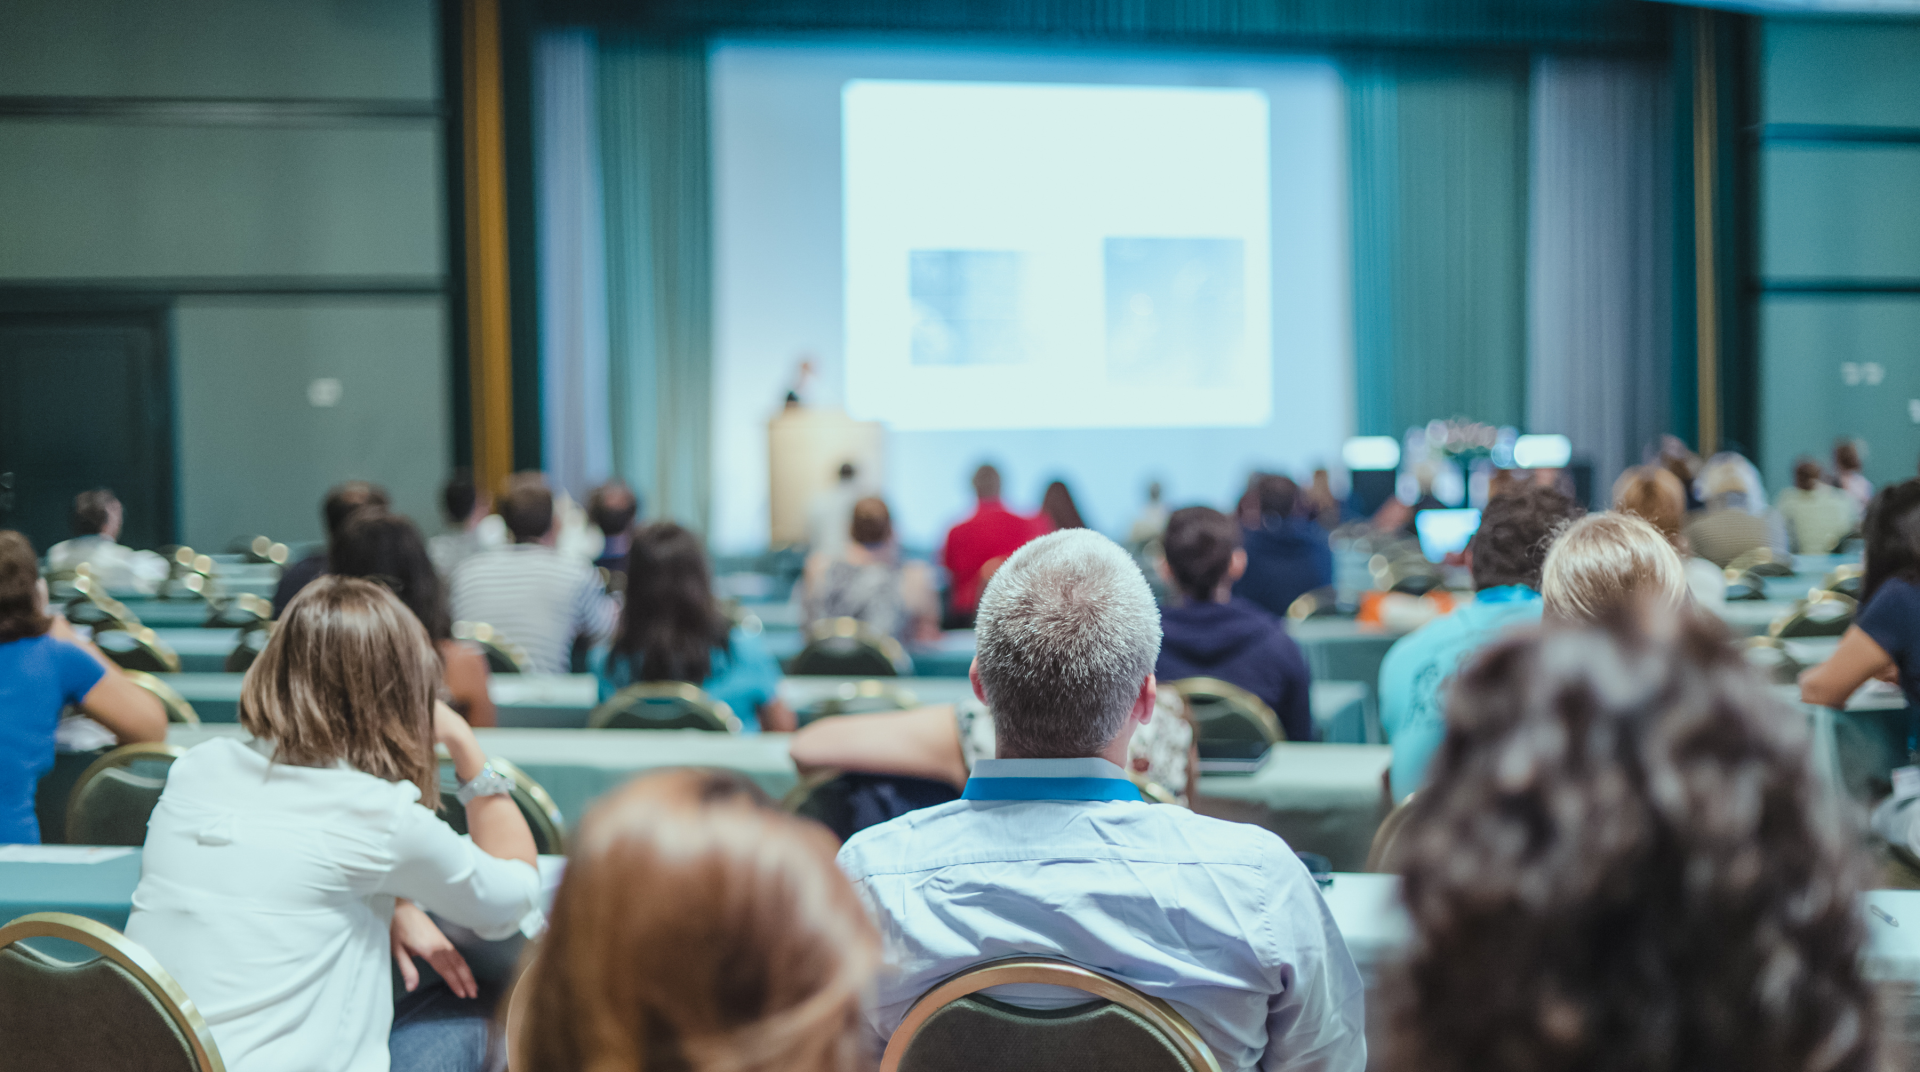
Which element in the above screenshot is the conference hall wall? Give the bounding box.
[0,0,450,549]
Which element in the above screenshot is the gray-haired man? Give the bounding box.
[837,529,1365,1071]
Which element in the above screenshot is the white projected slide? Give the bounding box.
[842,81,1272,431]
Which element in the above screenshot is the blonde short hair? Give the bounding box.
[1540,512,1689,623]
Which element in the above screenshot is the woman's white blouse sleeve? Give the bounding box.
[378,805,544,940]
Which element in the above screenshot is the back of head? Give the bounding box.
[974,529,1161,757]
[324,481,391,543]
[1540,512,1688,623]
[1163,506,1241,601]
[442,470,479,524]
[1609,465,1686,546]
[1794,458,1823,492]
[838,462,857,483]
[1861,478,1920,606]
[521,769,877,1072]
[70,488,118,537]
[587,480,640,537]
[1468,484,1580,591]
[848,497,892,547]
[331,510,451,642]
[615,522,728,683]
[1836,438,1863,473]
[971,464,1001,501]
[1255,474,1299,520]
[0,530,49,645]
[1041,481,1085,530]
[240,576,438,803]
[1387,608,1877,1072]
[499,473,555,543]
[1699,454,1757,504]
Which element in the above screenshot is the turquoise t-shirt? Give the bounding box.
[1377,586,1542,801]
[590,627,783,732]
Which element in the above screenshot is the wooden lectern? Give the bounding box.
[767,407,884,548]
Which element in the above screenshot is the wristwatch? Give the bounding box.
[456,761,515,806]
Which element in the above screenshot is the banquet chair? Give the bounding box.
[122,672,200,725]
[880,957,1221,1072]
[94,627,182,675]
[224,621,272,673]
[1723,570,1768,601]
[588,682,742,733]
[204,593,272,629]
[789,617,915,677]
[0,911,225,1072]
[1726,547,1794,578]
[1769,591,1858,640]
[1741,636,1805,685]
[66,743,187,847]
[63,575,140,632]
[238,535,291,566]
[452,622,530,674]
[1167,678,1285,760]
[1285,587,1341,623]
[783,769,961,843]
[1366,792,1418,873]
[436,756,567,855]
[797,680,920,725]
[1823,564,1864,600]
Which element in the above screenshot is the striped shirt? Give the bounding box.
[448,544,618,674]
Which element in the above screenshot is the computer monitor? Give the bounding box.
[1415,508,1482,564]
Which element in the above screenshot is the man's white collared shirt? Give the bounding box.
[836,756,1367,1072]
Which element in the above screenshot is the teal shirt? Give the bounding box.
[1377,586,1542,801]
[590,627,783,732]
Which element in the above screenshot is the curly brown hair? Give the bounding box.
[1468,483,1581,591]
[1385,606,1885,1072]
[0,530,51,645]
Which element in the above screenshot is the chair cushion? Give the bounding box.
[790,638,899,677]
[0,943,201,1072]
[69,768,167,847]
[900,995,1200,1072]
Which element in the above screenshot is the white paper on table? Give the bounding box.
[0,845,136,864]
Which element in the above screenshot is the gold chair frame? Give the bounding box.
[122,671,200,725]
[1725,547,1793,578]
[796,617,915,676]
[1285,588,1339,623]
[205,593,272,629]
[1166,677,1284,744]
[805,679,921,720]
[95,626,183,674]
[0,911,225,1072]
[1767,590,1858,640]
[66,742,188,844]
[586,681,743,733]
[436,755,568,854]
[879,957,1221,1072]
[452,621,531,674]
[1365,792,1418,873]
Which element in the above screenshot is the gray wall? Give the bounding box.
[0,0,449,547]
[1757,19,1920,495]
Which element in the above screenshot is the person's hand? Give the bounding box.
[391,900,478,999]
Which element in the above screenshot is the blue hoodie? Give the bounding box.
[1156,598,1314,743]
[1233,518,1334,619]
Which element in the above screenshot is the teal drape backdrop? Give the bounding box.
[1348,57,1531,437]
[597,34,713,532]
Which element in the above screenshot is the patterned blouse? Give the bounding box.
[954,691,1195,802]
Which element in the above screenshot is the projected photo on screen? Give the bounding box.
[843,80,1272,431]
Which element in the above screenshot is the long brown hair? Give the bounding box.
[610,523,731,685]
[518,769,878,1072]
[239,575,439,804]
[0,531,51,645]
[1386,607,1883,1072]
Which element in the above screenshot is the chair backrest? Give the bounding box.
[452,621,530,674]
[1365,792,1418,873]
[1769,591,1858,639]
[121,672,200,725]
[1285,587,1340,623]
[586,682,741,733]
[881,957,1221,1072]
[0,912,225,1072]
[66,744,187,846]
[1823,564,1864,600]
[1167,677,1284,759]
[94,627,182,674]
[782,770,961,843]
[1741,636,1805,685]
[436,756,567,855]
[1726,547,1793,577]
[798,680,921,725]
[223,621,273,674]
[789,617,914,677]
[1723,569,1768,601]
[204,594,272,629]
[63,576,140,631]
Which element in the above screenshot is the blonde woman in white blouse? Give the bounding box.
[127,576,542,1072]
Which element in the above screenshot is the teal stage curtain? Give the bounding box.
[1348,56,1531,437]
[597,34,713,532]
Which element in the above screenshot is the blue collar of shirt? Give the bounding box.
[963,757,1144,802]
[1473,585,1539,605]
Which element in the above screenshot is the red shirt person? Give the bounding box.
[941,465,1045,616]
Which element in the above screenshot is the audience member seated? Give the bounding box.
[429,469,503,577]
[1302,467,1343,527]
[1379,484,1579,801]
[940,464,1043,622]
[1157,506,1313,742]
[1835,437,1874,514]
[273,480,390,614]
[802,497,940,644]
[1384,609,1882,1072]
[1232,474,1334,618]
[44,488,169,593]
[0,531,166,844]
[516,769,878,1072]
[585,479,640,574]
[332,509,497,727]
[127,577,542,1072]
[808,462,867,558]
[1125,479,1168,549]
[1683,454,1786,568]
[836,530,1365,1070]
[1802,479,1920,712]
[1776,457,1857,555]
[1539,513,1688,623]
[449,473,617,675]
[1610,465,1725,607]
[592,522,795,732]
[1037,479,1088,531]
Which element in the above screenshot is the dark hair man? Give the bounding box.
[44,488,170,594]
[586,480,640,573]
[271,481,391,615]
[448,472,616,674]
[1233,474,1335,618]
